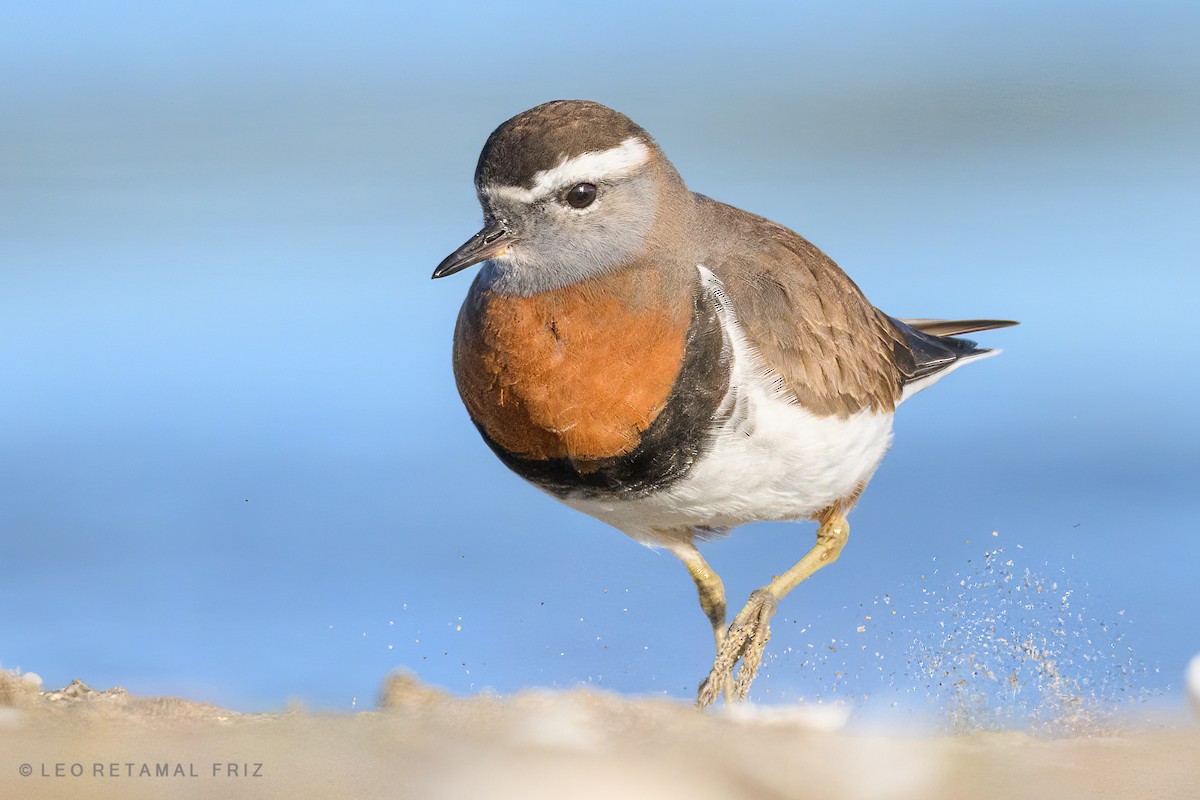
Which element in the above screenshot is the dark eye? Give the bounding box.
[565,183,597,209]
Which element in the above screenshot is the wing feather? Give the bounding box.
[696,197,1016,415]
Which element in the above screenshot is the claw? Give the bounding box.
[694,510,851,709]
[697,589,778,708]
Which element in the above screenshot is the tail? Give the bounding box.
[890,317,1018,403]
[897,318,1018,337]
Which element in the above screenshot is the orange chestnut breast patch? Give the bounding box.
[454,282,690,463]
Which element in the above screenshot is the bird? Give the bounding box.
[432,100,1015,707]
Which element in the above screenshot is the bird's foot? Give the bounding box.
[696,588,778,708]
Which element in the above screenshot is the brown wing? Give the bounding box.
[697,197,908,417]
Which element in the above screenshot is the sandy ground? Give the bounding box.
[2,670,1197,800]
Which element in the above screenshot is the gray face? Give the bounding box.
[475,137,661,296]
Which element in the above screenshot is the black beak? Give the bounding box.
[432,219,511,279]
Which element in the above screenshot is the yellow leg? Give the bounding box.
[763,511,850,601]
[697,509,851,708]
[667,541,728,652]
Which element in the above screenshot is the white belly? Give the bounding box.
[562,266,895,546]
[564,384,893,544]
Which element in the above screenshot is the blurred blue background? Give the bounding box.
[2,1,1197,715]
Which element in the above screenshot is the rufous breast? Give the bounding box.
[453,268,691,464]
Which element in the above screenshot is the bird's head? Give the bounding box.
[433,100,687,294]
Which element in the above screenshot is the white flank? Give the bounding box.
[485,137,651,204]
[564,266,895,547]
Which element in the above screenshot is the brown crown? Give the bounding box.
[474,100,652,190]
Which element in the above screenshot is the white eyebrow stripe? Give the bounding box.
[484,136,651,204]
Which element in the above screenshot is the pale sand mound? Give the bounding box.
[1,669,1197,800]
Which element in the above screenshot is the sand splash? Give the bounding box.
[904,539,1148,734]
[749,532,1150,734]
